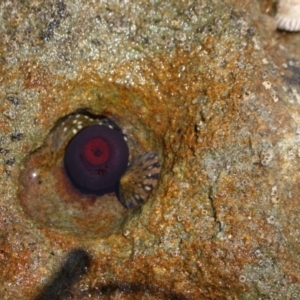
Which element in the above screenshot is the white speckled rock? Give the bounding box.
[2,0,300,299]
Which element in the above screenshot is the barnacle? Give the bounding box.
[18,109,160,238]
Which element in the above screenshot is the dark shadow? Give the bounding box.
[34,249,90,300]
[34,248,187,300]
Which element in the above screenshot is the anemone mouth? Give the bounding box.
[64,124,129,194]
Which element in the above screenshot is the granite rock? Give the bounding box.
[1,0,300,299]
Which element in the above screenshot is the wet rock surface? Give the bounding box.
[1,0,300,299]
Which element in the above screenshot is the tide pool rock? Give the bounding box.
[1,0,300,299]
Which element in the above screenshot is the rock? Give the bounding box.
[1,0,300,299]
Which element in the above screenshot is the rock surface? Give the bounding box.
[1,0,300,299]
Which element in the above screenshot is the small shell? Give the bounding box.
[275,0,300,32]
[118,152,161,209]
